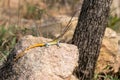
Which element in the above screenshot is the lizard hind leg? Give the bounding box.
[56,40,61,47]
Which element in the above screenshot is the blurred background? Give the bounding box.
[0,0,120,79]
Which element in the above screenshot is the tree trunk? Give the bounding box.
[72,0,112,80]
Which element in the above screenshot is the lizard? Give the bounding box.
[14,39,60,61]
[14,11,77,61]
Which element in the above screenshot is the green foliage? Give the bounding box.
[104,75,119,80]
[94,74,120,80]
[0,24,40,62]
[94,64,120,80]
[0,25,32,61]
[108,15,120,32]
[0,26,18,61]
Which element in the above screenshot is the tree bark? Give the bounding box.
[72,0,112,80]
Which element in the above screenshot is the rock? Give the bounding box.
[118,33,120,54]
[0,35,79,80]
[96,28,120,74]
[102,28,119,54]
[111,0,120,17]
